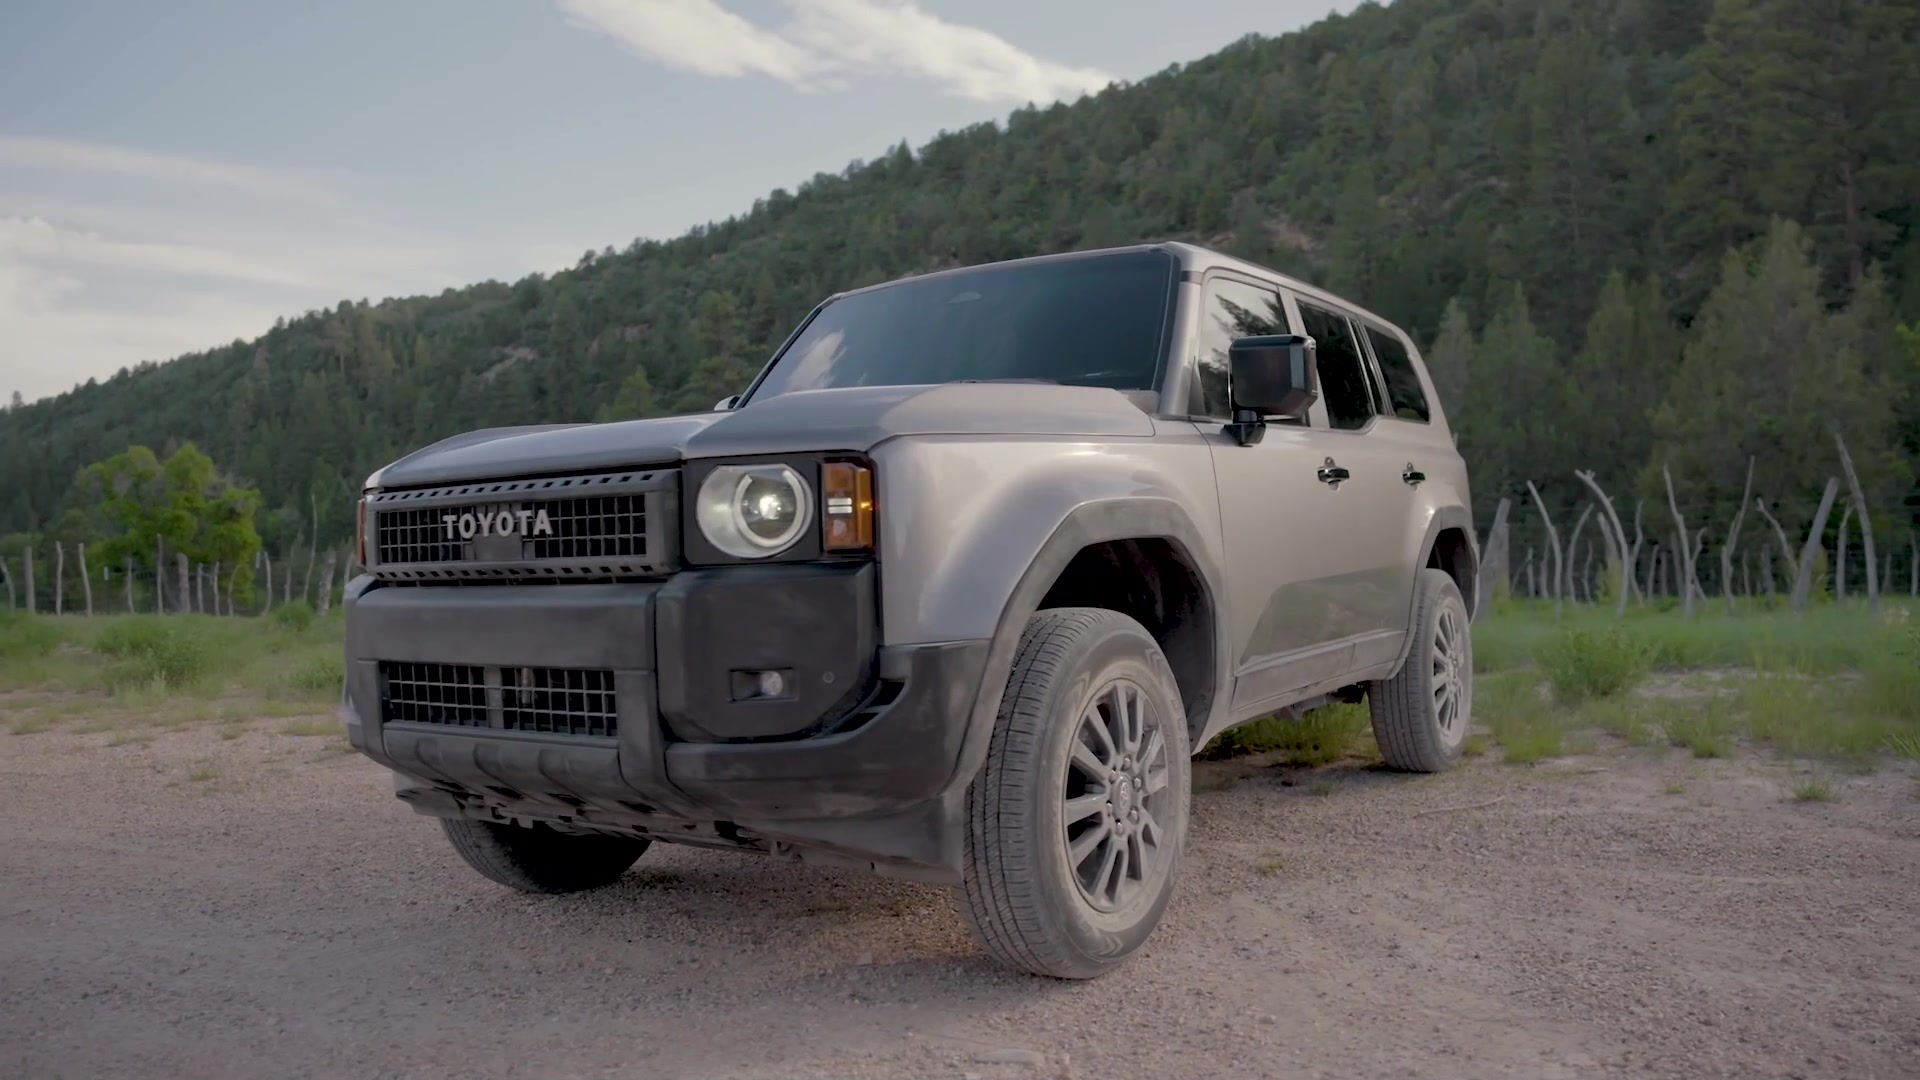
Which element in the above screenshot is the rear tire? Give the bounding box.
[1367,568,1473,773]
[955,608,1192,980]
[441,818,650,894]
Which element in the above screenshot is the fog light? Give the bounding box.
[731,668,794,702]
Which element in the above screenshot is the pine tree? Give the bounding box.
[1458,283,1569,517]
[1666,0,1771,283]
[1648,219,1891,533]
[1566,271,1679,490]
[1425,298,1474,415]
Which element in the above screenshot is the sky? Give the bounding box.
[0,0,1362,404]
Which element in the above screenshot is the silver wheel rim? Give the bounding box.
[1432,605,1467,747]
[1062,679,1170,913]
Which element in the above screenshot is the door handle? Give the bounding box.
[1402,463,1426,486]
[1317,458,1350,485]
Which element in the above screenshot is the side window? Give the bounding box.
[1295,302,1377,431]
[1193,276,1292,421]
[1365,324,1430,422]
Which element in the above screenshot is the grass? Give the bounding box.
[5,599,1916,778]
[1792,778,1837,802]
[1473,600,1899,677]
[1200,702,1373,766]
[0,609,346,730]
[1475,602,1920,768]
[1474,669,1562,764]
[1534,624,1651,703]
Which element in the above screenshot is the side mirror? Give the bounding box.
[1225,334,1316,446]
[713,395,741,411]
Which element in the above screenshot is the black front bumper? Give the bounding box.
[340,566,990,882]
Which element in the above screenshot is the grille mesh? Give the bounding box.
[377,661,618,738]
[367,469,674,581]
[502,667,617,737]
[379,662,488,728]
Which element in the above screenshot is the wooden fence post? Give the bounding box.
[54,542,64,616]
[176,553,190,615]
[24,546,34,613]
[78,543,93,616]
[1790,478,1841,612]
[0,554,14,611]
[125,556,134,612]
[1833,431,1878,615]
[316,550,339,616]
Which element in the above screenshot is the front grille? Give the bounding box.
[377,661,618,738]
[368,469,676,582]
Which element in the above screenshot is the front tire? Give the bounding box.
[441,818,650,894]
[955,608,1192,980]
[1367,568,1473,772]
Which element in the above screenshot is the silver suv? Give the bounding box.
[341,242,1477,980]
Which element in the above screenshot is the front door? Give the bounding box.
[1193,273,1375,718]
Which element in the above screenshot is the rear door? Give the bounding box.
[1288,297,1417,670]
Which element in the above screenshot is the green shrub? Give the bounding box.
[1535,625,1650,703]
[1662,698,1738,758]
[283,652,344,697]
[271,601,316,633]
[0,612,62,661]
[95,618,212,693]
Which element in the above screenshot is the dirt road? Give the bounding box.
[3,723,1917,1080]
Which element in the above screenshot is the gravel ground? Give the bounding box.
[3,720,1918,1080]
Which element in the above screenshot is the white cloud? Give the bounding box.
[1,216,327,290]
[784,0,1115,104]
[558,0,818,82]
[555,0,1116,104]
[0,135,353,206]
[0,142,502,403]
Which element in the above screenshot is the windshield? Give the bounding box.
[744,248,1176,403]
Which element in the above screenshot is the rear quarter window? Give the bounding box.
[1364,325,1430,423]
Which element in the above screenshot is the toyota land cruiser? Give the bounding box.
[341,242,1478,980]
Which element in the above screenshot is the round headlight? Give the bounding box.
[695,464,813,558]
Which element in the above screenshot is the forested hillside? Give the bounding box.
[4,0,1918,565]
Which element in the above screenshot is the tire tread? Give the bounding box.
[956,607,1186,979]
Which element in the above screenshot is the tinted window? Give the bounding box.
[746,250,1175,403]
[1296,302,1377,431]
[1365,325,1430,422]
[1193,276,1291,420]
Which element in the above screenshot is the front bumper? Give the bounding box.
[341,567,989,882]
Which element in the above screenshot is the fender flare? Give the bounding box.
[932,496,1233,798]
[1387,504,1479,676]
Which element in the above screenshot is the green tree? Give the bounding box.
[1647,218,1896,534]
[596,366,659,423]
[1565,271,1679,490]
[1425,297,1474,417]
[1458,284,1571,518]
[79,443,264,604]
[1666,0,1772,279]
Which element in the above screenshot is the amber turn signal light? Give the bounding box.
[821,461,875,553]
[355,497,369,568]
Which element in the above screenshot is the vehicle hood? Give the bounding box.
[368,382,1159,488]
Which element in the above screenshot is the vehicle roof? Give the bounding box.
[825,241,1409,340]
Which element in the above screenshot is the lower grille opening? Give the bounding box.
[380,661,488,727]
[502,666,617,737]
[377,661,617,738]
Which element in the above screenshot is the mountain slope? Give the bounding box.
[3,0,1917,549]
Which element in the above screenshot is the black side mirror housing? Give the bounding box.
[1225,334,1317,446]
